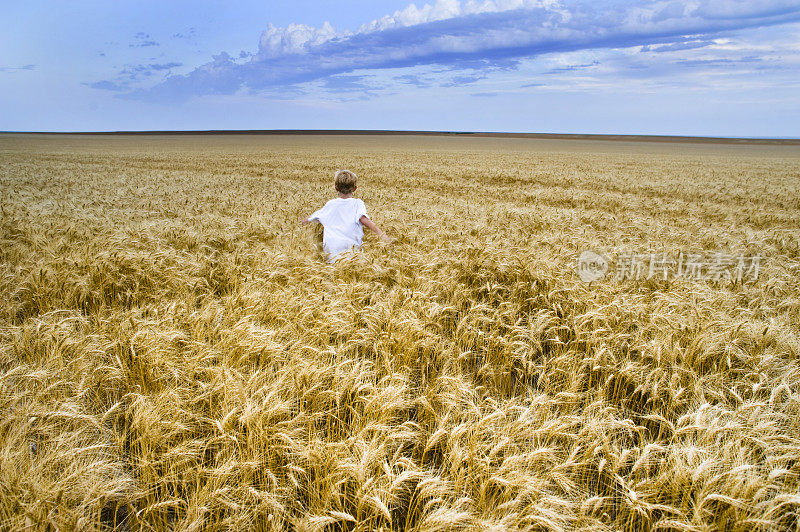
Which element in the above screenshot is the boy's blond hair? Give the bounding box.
[335,169,357,195]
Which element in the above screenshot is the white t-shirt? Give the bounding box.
[308,197,368,262]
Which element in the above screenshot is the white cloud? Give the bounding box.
[257,22,339,59]
[255,0,564,54]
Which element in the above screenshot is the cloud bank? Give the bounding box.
[106,0,800,101]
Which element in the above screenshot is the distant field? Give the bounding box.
[1,133,800,530]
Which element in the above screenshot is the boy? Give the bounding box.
[300,169,389,262]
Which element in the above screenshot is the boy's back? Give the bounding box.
[308,197,368,261]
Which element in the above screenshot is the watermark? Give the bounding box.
[577,250,609,282]
[577,250,762,283]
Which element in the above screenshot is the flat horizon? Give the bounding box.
[4,130,800,145]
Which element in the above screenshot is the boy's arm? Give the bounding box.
[301,203,327,225]
[300,211,322,224]
[360,215,391,243]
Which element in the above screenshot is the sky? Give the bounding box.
[2,0,800,136]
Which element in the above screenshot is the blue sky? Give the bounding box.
[3,0,800,136]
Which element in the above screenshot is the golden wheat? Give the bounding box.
[1,133,799,530]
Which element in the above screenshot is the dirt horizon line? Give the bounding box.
[4,129,800,145]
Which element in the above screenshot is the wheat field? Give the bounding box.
[1,133,800,531]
